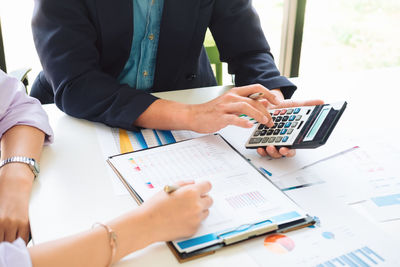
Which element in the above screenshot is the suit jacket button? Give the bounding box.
[186,74,197,80]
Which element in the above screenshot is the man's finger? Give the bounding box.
[223,114,253,129]
[278,147,296,158]
[232,85,280,105]
[266,146,283,159]
[224,102,272,126]
[257,147,268,157]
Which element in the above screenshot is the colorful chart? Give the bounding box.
[315,246,385,266]
[119,129,134,153]
[264,234,295,254]
[146,182,154,189]
[128,158,141,171]
[114,128,201,154]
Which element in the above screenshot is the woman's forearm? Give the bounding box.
[0,124,44,190]
[1,125,45,161]
[29,209,155,267]
[0,125,46,243]
[28,180,214,267]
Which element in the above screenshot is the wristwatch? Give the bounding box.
[0,156,40,178]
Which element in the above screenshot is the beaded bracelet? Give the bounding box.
[92,222,118,267]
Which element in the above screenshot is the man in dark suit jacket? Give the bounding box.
[31,0,321,158]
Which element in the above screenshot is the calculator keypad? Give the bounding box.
[246,106,315,148]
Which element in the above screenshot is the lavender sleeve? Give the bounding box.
[0,71,53,143]
[0,238,32,267]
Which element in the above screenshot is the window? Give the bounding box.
[300,0,400,76]
[0,1,40,86]
[253,0,284,67]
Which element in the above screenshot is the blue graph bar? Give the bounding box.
[332,258,345,265]
[316,246,384,267]
[363,246,385,261]
[152,130,163,146]
[323,261,336,267]
[340,255,358,267]
[358,249,377,264]
[371,193,400,207]
[157,130,176,144]
[347,252,369,267]
[132,131,148,149]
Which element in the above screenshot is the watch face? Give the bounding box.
[32,159,40,174]
[28,158,40,177]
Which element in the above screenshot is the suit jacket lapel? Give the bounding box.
[153,0,201,91]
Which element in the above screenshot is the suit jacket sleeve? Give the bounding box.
[210,0,297,99]
[32,0,158,130]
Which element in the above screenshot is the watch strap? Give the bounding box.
[0,156,40,178]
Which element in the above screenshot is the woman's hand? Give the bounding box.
[142,181,213,242]
[0,164,33,244]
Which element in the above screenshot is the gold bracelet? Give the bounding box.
[92,222,118,267]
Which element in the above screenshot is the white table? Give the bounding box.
[30,68,400,266]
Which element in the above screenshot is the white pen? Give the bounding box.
[248,92,264,100]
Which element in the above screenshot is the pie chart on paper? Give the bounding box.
[264,234,295,254]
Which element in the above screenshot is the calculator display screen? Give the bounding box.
[303,107,330,141]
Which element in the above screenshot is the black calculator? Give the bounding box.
[245,101,347,149]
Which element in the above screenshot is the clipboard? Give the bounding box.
[107,134,315,262]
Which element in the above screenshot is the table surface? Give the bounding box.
[30,68,400,266]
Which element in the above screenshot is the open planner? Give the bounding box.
[107,134,315,262]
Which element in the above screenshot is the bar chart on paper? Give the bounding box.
[315,246,385,267]
[243,210,400,267]
[113,128,205,153]
[225,191,267,209]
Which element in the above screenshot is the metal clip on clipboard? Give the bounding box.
[218,222,279,245]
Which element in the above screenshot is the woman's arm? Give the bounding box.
[0,125,45,243]
[29,181,212,267]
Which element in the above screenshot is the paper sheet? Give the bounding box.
[218,125,355,178]
[108,135,308,252]
[273,137,400,223]
[95,123,205,195]
[242,185,400,266]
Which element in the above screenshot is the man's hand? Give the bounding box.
[187,84,281,133]
[135,84,280,131]
[256,95,324,158]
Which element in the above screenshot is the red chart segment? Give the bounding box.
[264,234,295,254]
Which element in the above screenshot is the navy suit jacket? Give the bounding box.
[31,0,296,130]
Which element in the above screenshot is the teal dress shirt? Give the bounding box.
[118,0,164,90]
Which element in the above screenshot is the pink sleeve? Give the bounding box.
[0,238,32,267]
[0,71,54,144]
